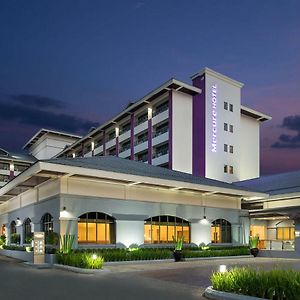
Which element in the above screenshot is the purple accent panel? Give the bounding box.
[130,113,135,160]
[192,75,206,177]
[148,118,152,164]
[168,90,173,169]
[103,130,106,156]
[92,150,95,157]
[116,136,119,157]
[9,170,14,180]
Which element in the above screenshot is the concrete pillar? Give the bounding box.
[59,218,78,249]
[191,221,211,246]
[294,219,300,254]
[231,224,240,244]
[116,220,144,248]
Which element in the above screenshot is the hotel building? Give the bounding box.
[5,67,298,256]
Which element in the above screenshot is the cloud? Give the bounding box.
[272,115,300,148]
[10,94,65,109]
[0,96,99,134]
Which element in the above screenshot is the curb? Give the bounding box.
[53,264,110,274]
[204,286,264,300]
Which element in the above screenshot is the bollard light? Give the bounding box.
[92,254,97,260]
[219,265,227,273]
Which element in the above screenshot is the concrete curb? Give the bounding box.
[53,264,110,274]
[204,286,264,300]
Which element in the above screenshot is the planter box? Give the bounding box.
[204,286,264,300]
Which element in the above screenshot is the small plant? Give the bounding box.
[24,233,33,244]
[0,235,6,248]
[10,233,20,244]
[60,234,75,254]
[249,235,259,249]
[173,235,184,251]
[46,232,59,246]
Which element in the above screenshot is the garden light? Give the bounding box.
[92,254,97,260]
[219,265,227,273]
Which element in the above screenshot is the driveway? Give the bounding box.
[1,255,300,300]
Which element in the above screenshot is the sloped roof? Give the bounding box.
[44,156,254,193]
[235,170,300,196]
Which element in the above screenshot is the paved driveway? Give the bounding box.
[2,255,300,300]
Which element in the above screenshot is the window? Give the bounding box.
[153,101,168,116]
[277,227,295,240]
[120,140,131,152]
[78,212,116,244]
[211,219,232,243]
[224,165,228,173]
[154,143,168,158]
[120,122,130,134]
[14,164,29,172]
[229,166,234,174]
[224,123,228,131]
[224,144,228,152]
[224,102,228,110]
[154,121,168,137]
[229,145,234,153]
[135,131,148,145]
[144,215,190,244]
[0,174,9,182]
[10,221,16,235]
[229,124,233,133]
[41,213,53,234]
[0,162,9,170]
[137,112,148,125]
[23,218,32,244]
[137,151,148,162]
[229,104,233,112]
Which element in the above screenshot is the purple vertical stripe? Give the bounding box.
[92,149,95,157]
[130,113,135,160]
[192,75,206,177]
[116,136,119,157]
[81,143,84,157]
[103,130,106,156]
[168,90,173,169]
[148,117,152,164]
[9,170,14,180]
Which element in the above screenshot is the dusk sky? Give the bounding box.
[0,0,299,175]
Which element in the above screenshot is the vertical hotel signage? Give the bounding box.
[211,84,217,152]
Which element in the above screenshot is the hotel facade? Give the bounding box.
[3,67,298,256]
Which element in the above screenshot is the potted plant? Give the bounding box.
[249,235,259,257]
[173,235,184,262]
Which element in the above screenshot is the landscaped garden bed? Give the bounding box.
[56,246,250,269]
[208,267,300,300]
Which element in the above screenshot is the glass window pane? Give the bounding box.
[97,223,106,244]
[152,225,160,243]
[144,224,152,244]
[87,222,96,243]
[78,222,86,242]
[160,225,168,243]
[182,226,190,243]
[168,225,175,242]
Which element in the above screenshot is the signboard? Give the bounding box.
[33,232,45,264]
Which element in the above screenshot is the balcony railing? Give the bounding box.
[153,104,168,117]
[258,239,295,251]
[135,137,148,146]
[153,149,169,159]
[153,127,168,138]
[120,144,131,153]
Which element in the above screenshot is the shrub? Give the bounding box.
[56,252,104,269]
[10,233,20,244]
[60,234,75,254]
[24,233,33,244]
[46,232,59,246]
[211,267,300,300]
[0,235,6,248]
[183,247,250,258]
[3,245,26,251]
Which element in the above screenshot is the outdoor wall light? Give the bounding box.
[16,218,22,227]
[63,206,66,211]
[200,207,209,225]
[219,265,227,273]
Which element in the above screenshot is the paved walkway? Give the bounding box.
[2,255,300,300]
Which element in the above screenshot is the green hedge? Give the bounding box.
[211,267,300,300]
[2,245,27,251]
[183,247,250,258]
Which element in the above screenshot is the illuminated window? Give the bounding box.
[276,227,295,240]
[78,212,116,244]
[211,219,232,243]
[144,215,190,244]
[40,213,53,234]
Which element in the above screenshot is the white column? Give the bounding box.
[191,221,211,246]
[116,220,144,248]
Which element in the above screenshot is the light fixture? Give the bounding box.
[219,265,227,273]
[63,206,66,211]
[92,254,97,260]
[200,207,209,225]
[16,218,22,227]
